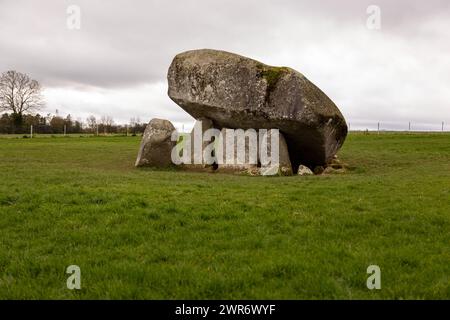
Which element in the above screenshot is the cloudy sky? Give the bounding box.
[1,0,449,131]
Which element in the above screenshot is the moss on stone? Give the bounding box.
[256,64,290,100]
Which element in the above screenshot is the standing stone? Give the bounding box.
[216,128,258,173]
[259,129,293,176]
[135,118,176,167]
[182,117,215,171]
[167,49,348,170]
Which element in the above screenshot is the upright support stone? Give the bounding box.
[216,128,258,173]
[259,129,293,176]
[182,117,214,171]
[135,118,176,167]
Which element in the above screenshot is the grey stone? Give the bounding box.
[297,165,314,176]
[168,49,348,170]
[259,129,292,176]
[181,117,215,171]
[135,118,176,167]
[216,128,258,173]
[313,166,325,175]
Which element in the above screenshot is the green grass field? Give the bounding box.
[0,133,449,299]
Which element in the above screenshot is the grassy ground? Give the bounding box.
[0,133,449,299]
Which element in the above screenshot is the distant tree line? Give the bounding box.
[0,112,146,135]
[0,70,146,135]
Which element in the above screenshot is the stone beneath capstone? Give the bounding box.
[216,128,258,173]
[181,117,215,171]
[167,49,348,170]
[213,128,292,176]
[259,129,292,176]
[297,165,314,176]
[313,166,325,175]
[135,118,176,167]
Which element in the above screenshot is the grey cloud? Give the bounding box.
[1,0,448,88]
[0,0,449,127]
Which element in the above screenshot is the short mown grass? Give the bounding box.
[0,133,449,299]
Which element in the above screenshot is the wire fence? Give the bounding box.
[348,121,448,132]
[175,121,449,134]
[1,121,449,138]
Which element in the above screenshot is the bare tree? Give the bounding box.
[129,117,137,134]
[0,70,44,128]
[100,115,114,134]
[86,115,97,133]
[105,116,114,134]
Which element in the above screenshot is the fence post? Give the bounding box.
[442,121,445,132]
[408,122,411,132]
[64,124,67,137]
[377,122,380,134]
[30,125,33,138]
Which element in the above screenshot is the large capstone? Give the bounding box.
[135,118,176,167]
[167,49,348,169]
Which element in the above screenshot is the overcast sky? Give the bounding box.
[1,0,449,131]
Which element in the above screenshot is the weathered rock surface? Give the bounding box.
[212,128,292,175]
[181,117,215,171]
[135,118,176,167]
[259,129,292,176]
[313,166,325,175]
[297,165,314,176]
[168,49,348,170]
[216,128,258,173]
